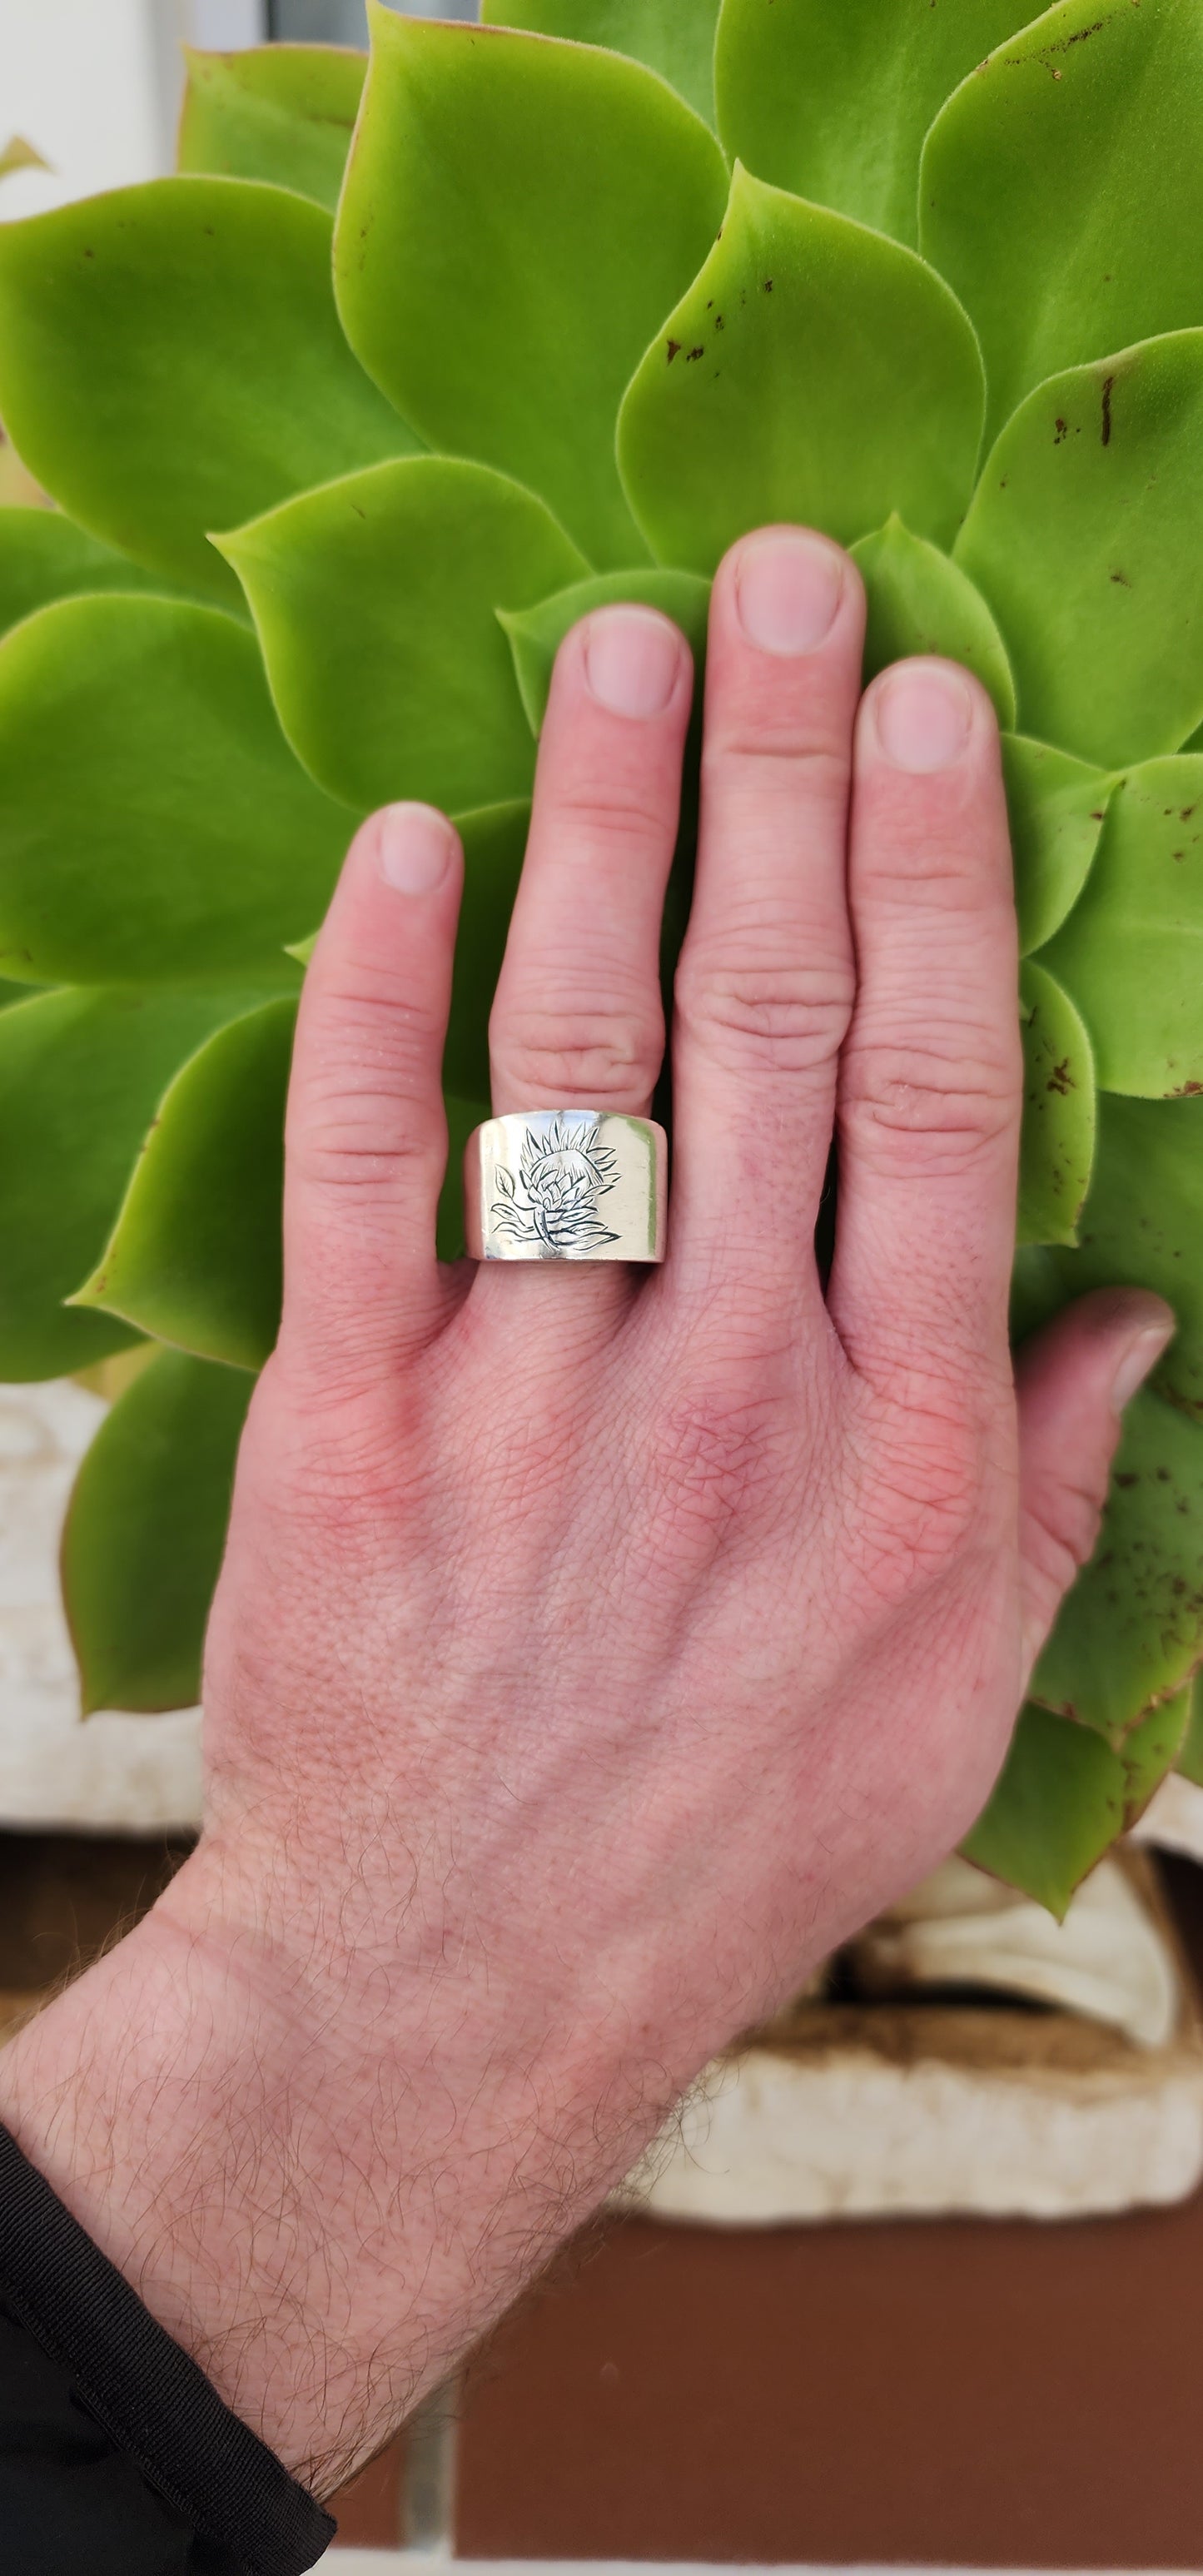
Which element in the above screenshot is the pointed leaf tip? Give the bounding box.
[225,457,586,815]
[0,178,414,600]
[957,334,1203,768]
[619,167,984,575]
[922,0,1203,443]
[716,0,1040,249]
[851,520,1015,727]
[480,0,722,127]
[336,11,727,568]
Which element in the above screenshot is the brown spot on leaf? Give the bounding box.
[1101,374,1115,445]
[1110,569,1131,586]
[1046,1058,1073,1095]
[667,339,682,363]
[1054,417,1068,443]
[686,346,705,362]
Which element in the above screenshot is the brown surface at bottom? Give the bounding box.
[328,2436,405,2549]
[455,1857,1203,2566]
[459,2200,1198,2565]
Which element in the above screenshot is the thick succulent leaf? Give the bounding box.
[922,0,1203,445]
[1017,960,1096,1251]
[481,0,721,126]
[715,0,1037,249]
[177,45,365,210]
[62,1350,251,1714]
[850,518,1014,725]
[0,596,352,988]
[0,178,414,604]
[0,507,175,640]
[1031,1386,1203,1742]
[0,987,248,1380]
[1050,1093,1203,1421]
[618,167,985,575]
[962,1694,1189,1918]
[1177,1677,1203,1788]
[440,1093,493,1262]
[501,568,711,736]
[74,1001,295,1373]
[222,458,585,815]
[1041,758,1203,1099]
[335,10,728,569]
[956,335,1203,768]
[445,804,529,1105]
[1002,736,1113,957]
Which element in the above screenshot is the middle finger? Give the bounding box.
[671,527,866,1299]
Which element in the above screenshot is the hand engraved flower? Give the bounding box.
[491,1117,620,1254]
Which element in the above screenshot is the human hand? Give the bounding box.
[0,527,1172,2495]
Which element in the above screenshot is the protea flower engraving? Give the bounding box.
[492,1118,621,1254]
[0,0,1199,1910]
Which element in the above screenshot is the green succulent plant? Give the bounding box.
[0,0,1201,1918]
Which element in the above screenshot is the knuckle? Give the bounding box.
[851,1398,994,1604]
[703,729,851,795]
[675,927,854,1078]
[840,1030,1019,1180]
[640,1380,790,1569]
[246,1357,421,1537]
[492,992,664,1106]
[291,1072,440,1191]
[553,776,674,853]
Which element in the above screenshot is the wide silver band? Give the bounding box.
[465,1111,668,1263]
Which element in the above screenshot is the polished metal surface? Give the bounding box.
[465,1111,668,1264]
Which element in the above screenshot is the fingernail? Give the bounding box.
[874,661,975,773]
[735,528,844,655]
[584,606,683,718]
[375,803,455,895]
[1111,1305,1176,1413]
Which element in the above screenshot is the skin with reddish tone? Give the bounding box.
[0,530,1172,2501]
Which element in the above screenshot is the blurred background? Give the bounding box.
[0,2,477,229]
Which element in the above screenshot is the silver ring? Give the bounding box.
[464,1111,668,1264]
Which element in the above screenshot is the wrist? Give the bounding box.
[0,1828,668,2494]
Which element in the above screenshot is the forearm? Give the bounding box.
[0,1829,669,2499]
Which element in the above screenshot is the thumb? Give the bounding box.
[1015,1288,1177,1679]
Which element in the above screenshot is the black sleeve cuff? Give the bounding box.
[0,2125,336,2575]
